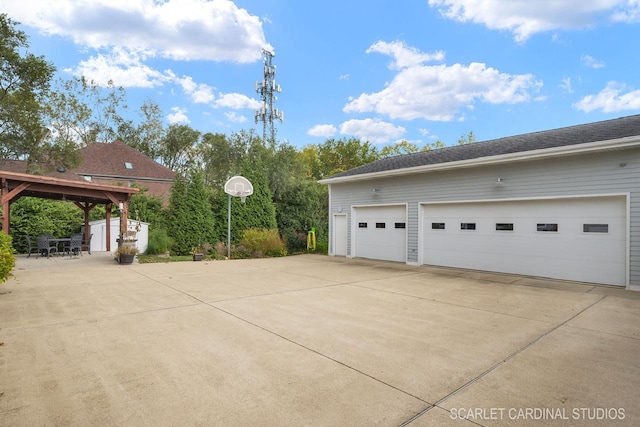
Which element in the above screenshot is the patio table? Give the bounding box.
[48,238,71,254]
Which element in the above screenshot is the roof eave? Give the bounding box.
[318,135,640,185]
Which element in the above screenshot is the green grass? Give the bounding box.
[137,254,202,263]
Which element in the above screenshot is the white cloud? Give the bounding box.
[339,118,406,144]
[307,124,337,137]
[367,40,445,69]
[344,41,542,121]
[66,48,172,87]
[167,106,190,124]
[574,81,640,112]
[4,0,268,62]
[224,111,247,123]
[611,0,640,22]
[560,77,574,94]
[428,0,634,42]
[214,93,261,109]
[581,54,606,68]
[176,76,216,104]
[174,77,259,110]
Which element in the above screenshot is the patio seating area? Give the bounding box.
[22,233,94,259]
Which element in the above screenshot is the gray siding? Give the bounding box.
[328,148,640,286]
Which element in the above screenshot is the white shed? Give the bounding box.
[84,218,149,254]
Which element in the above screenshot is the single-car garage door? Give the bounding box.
[354,205,407,262]
[422,196,626,286]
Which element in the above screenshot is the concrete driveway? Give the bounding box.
[1,253,639,426]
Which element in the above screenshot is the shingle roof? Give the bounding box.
[71,140,175,180]
[0,141,175,182]
[328,114,640,179]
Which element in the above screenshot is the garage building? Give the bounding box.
[319,114,640,290]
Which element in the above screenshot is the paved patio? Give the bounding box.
[1,253,639,426]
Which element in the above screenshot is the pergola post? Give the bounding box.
[119,200,128,251]
[105,203,112,252]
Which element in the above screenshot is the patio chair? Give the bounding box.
[64,233,83,257]
[81,233,93,255]
[36,234,57,258]
[24,235,39,258]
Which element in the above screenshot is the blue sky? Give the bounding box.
[2,0,640,149]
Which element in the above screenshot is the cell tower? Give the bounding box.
[255,48,283,144]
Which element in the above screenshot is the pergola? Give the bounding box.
[0,170,139,251]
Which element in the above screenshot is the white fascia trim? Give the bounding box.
[318,135,640,184]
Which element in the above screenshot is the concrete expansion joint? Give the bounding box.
[208,302,431,406]
[401,295,607,425]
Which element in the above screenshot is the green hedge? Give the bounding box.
[0,232,16,283]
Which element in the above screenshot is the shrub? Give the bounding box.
[145,228,173,255]
[281,227,307,253]
[213,241,227,259]
[0,233,16,283]
[314,237,328,255]
[9,197,83,253]
[236,228,287,258]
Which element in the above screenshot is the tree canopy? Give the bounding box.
[0,14,56,170]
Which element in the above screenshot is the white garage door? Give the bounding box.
[354,205,407,262]
[422,196,626,286]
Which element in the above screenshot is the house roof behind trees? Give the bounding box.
[0,140,174,182]
[71,141,174,181]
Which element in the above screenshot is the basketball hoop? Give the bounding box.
[224,176,253,258]
[225,176,254,199]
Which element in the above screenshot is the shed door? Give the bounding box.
[354,205,406,262]
[422,196,626,286]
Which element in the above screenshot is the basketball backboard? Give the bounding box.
[224,176,253,202]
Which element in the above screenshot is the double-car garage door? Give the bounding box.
[422,196,627,286]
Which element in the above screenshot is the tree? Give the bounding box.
[421,140,446,151]
[275,179,328,252]
[167,171,216,255]
[457,131,477,145]
[128,191,166,230]
[380,140,420,158]
[159,124,201,173]
[44,76,127,145]
[117,99,165,159]
[312,137,380,179]
[299,145,321,179]
[0,14,56,170]
[197,132,244,187]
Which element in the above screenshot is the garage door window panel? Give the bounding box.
[432,222,446,230]
[461,223,476,230]
[583,224,609,233]
[495,223,514,231]
[537,223,558,232]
